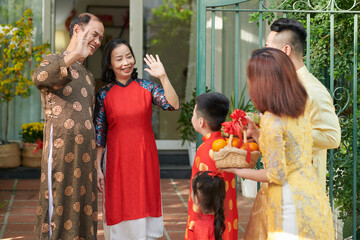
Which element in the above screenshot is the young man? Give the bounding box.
[32,13,104,240]
[244,18,341,240]
[266,18,341,189]
[185,92,238,240]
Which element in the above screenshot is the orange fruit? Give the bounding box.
[212,139,227,151]
[226,137,242,148]
[240,142,259,151]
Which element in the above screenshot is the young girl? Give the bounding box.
[191,171,226,240]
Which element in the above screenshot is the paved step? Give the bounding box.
[0,151,192,179]
[160,164,192,179]
[158,150,189,165]
[0,178,254,239]
[0,167,41,179]
[158,150,191,179]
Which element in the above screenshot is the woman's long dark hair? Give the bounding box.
[247,47,308,118]
[192,171,226,240]
[101,38,138,84]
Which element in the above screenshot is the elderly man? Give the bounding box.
[32,13,104,239]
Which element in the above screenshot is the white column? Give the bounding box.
[129,0,143,78]
[42,0,54,51]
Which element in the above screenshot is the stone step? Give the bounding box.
[0,167,41,179]
[160,165,192,179]
[0,152,192,179]
[158,150,190,166]
[158,151,191,179]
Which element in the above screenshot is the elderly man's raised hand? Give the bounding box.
[73,29,93,60]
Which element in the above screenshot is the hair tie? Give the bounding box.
[200,171,224,180]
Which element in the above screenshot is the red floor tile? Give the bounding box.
[11,200,38,208]
[7,215,36,224]
[0,178,254,240]
[4,223,34,232]
[9,207,36,215]
[0,180,15,190]
[0,192,12,200]
[1,232,34,239]
[13,191,39,201]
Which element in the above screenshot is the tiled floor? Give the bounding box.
[0,178,254,240]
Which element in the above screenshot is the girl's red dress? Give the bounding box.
[185,132,238,240]
[192,214,215,240]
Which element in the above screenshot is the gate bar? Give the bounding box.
[306,14,311,71]
[205,8,360,14]
[235,3,239,107]
[352,13,358,240]
[329,1,335,210]
[211,8,215,91]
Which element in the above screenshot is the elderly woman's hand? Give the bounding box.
[97,169,105,193]
[143,54,167,80]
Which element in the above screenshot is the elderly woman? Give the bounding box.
[94,38,179,240]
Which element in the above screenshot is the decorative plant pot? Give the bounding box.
[21,143,42,168]
[0,143,21,168]
[241,178,259,198]
[188,141,196,167]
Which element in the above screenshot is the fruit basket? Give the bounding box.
[212,110,261,169]
[213,143,260,169]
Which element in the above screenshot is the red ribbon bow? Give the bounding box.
[200,171,224,180]
[230,109,248,127]
[222,109,248,136]
[221,121,242,136]
[32,139,43,154]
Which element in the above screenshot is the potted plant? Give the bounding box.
[177,88,197,166]
[20,122,44,168]
[0,9,49,168]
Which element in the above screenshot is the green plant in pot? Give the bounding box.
[0,9,50,168]
[20,122,44,168]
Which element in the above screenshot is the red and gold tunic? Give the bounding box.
[185,131,238,240]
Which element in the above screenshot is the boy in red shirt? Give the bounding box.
[185,92,238,240]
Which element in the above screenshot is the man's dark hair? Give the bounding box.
[195,92,229,131]
[270,18,307,55]
[69,13,101,39]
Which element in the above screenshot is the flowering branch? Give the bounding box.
[0,9,50,143]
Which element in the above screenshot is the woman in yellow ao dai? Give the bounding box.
[260,109,334,239]
[222,48,335,240]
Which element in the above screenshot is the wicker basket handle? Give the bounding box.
[227,134,233,147]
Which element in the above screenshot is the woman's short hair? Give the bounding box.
[247,47,308,118]
[101,38,138,84]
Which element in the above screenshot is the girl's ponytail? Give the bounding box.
[192,171,226,240]
[213,177,226,240]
